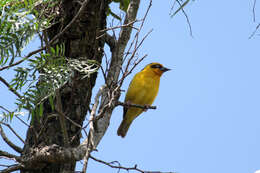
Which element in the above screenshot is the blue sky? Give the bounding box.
[1,1,260,173]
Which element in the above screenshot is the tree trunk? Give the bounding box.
[21,0,108,172]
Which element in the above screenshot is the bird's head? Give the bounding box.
[143,62,171,76]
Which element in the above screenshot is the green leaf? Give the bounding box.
[10,112,14,121]
[119,0,130,12]
[48,95,55,111]
[39,103,43,117]
[107,7,122,21]
[111,0,130,12]
[50,47,55,55]
[24,0,28,7]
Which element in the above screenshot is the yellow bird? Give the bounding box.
[117,62,170,138]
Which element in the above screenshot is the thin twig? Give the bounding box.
[119,1,153,88]
[90,155,174,173]
[117,101,156,110]
[0,47,45,71]
[249,23,260,39]
[176,0,193,37]
[0,76,22,99]
[15,115,29,127]
[0,164,23,173]
[82,85,106,173]
[0,150,21,162]
[0,125,23,153]
[0,122,25,144]
[0,106,10,112]
[100,20,140,33]
[253,0,257,22]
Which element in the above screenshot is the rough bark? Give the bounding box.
[21,0,108,172]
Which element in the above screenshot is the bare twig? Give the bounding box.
[118,1,153,88]
[0,122,25,144]
[2,123,25,144]
[83,0,154,172]
[0,125,23,153]
[117,101,156,110]
[82,85,106,173]
[253,0,257,22]
[175,0,193,37]
[0,150,21,162]
[0,76,22,99]
[90,155,174,173]
[100,20,140,33]
[14,115,29,127]
[0,106,10,113]
[0,164,23,173]
[249,23,260,39]
[0,47,45,71]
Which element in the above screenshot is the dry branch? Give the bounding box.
[117,101,156,110]
[90,155,174,173]
[0,76,22,99]
[0,124,23,153]
[0,164,23,173]
[0,150,21,162]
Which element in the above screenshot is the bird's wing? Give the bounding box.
[123,73,144,118]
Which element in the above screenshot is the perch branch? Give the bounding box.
[117,101,156,110]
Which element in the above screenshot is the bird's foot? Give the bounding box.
[143,104,150,112]
[126,101,132,108]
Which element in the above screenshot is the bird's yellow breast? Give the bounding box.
[124,70,160,121]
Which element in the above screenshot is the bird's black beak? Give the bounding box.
[160,67,171,72]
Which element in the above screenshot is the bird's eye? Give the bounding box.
[151,64,162,69]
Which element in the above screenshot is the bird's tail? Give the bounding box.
[117,118,132,138]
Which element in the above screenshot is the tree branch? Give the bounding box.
[21,144,88,170]
[175,0,193,37]
[81,1,142,172]
[253,0,257,22]
[0,164,23,173]
[104,33,116,52]
[0,76,22,99]
[249,23,260,39]
[0,122,25,144]
[0,150,21,162]
[0,47,45,71]
[82,85,106,172]
[0,124,23,153]
[89,155,174,173]
[117,101,156,110]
